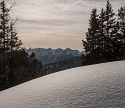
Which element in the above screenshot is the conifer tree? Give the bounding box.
[103,0,116,60]
[0,1,22,52]
[0,1,44,91]
[9,21,22,51]
[0,0,22,89]
[82,9,101,64]
[82,1,125,65]
[118,6,125,56]
[0,0,10,52]
[98,8,106,60]
[82,9,99,53]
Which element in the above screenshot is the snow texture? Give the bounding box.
[0,60,125,108]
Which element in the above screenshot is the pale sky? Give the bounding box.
[4,0,125,50]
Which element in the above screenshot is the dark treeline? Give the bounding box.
[82,0,125,65]
[0,1,47,91]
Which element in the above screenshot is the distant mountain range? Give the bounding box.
[25,48,84,64]
[25,48,85,72]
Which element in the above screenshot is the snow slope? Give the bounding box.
[0,61,125,108]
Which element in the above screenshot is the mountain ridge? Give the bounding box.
[25,48,85,65]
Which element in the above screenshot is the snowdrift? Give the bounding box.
[0,61,125,108]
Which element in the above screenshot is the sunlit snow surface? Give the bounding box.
[0,61,125,108]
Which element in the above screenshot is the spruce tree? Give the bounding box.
[118,6,125,56]
[82,8,100,64]
[0,0,22,89]
[0,1,44,90]
[9,21,22,51]
[103,0,116,60]
[98,8,106,60]
[0,1,22,52]
[82,0,124,65]
[0,0,10,52]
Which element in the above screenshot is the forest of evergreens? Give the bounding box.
[0,1,47,91]
[82,1,125,65]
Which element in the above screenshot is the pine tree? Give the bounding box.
[0,0,22,89]
[82,8,100,64]
[0,1,44,90]
[103,0,116,60]
[0,1,22,52]
[118,6,125,57]
[98,8,106,60]
[82,1,124,65]
[9,50,43,84]
[9,21,22,51]
[0,0,10,52]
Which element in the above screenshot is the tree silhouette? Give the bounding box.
[0,1,44,91]
[82,1,125,65]
[118,6,125,57]
[82,9,100,64]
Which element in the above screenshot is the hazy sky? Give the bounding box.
[4,0,125,50]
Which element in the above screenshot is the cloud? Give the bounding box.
[3,0,125,50]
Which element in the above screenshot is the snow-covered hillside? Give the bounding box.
[25,48,84,64]
[0,61,125,108]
